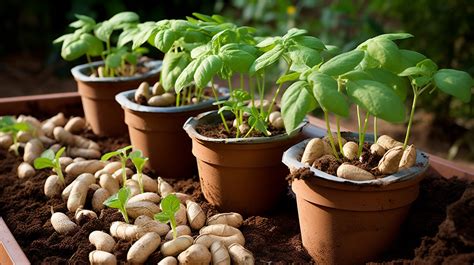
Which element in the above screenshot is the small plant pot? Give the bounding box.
[71,60,162,136]
[282,135,430,265]
[183,110,307,215]
[115,89,228,179]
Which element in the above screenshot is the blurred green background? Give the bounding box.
[0,0,472,162]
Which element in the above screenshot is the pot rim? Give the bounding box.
[70,60,162,83]
[183,110,307,144]
[115,88,229,114]
[282,134,430,186]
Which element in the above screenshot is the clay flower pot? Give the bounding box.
[282,136,430,265]
[183,110,307,215]
[71,60,162,136]
[115,89,228,179]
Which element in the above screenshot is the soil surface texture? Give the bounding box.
[0,124,473,264]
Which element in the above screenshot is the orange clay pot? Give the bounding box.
[283,138,430,265]
[116,89,227,179]
[184,110,307,215]
[71,60,161,136]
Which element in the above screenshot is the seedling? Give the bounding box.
[103,186,131,223]
[34,147,66,184]
[54,12,146,77]
[129,150,149,194]
[0,116,31,156]
[154,194,180,240]
[101,145,133,187]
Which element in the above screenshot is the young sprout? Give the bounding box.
[103,186,131,223]
[34,147,66,184]
[129,150,149,194]
[0,116,31,156]
[101,145,133,187]
[154,194,180,240]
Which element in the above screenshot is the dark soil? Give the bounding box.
[196,120,286,139]
[0,123,473,264]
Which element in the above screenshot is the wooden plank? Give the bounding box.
[0,217,30,265]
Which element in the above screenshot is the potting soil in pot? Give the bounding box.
[0,115,473,264]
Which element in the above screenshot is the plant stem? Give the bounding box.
[176,92,181,107]
[211,79,230,133]
[227,78,233,95]
[121,157,127,188]
[403,91,418,149]
[138,171,144,194]
[12,134,19,156]
[324,111,339,159]
[336,116,344,156]
[356,105,361,134]
[373,117,378,142]
[358,112,369,157]
[121,208,129,224]
[86,54,94,75]
[266,63,291,121]
[170,216,178,239]
[56,162,64,184]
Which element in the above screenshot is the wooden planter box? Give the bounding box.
[0,92,472,262]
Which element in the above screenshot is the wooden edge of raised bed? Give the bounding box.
[0,217,30,265]
[0,92,82,116]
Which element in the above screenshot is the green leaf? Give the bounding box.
[161,52,191,92]
[221,49,255,73]
[256,37,281,49]
[154,29,177,53]
[33,157,55,170]
[55,147,66,160]
[339,70,372,80]
[75,14,95,25]
[103,193,121,209]
[154,212,170,223]
[132,23,158,50]
[105,53,122,69]
[160,194,181,213]
[366,38,401,72]
[118,27,139,47]
[434,69,472,103]
[365,68,409,100]
[292,36,326,51]
[192,12,215,22]
[319,50,364,76]
[287,45,321,72]
[374,32,413,41]
[250,44,284,74]
[61,37,88,61]
[194,55,223,88]
[398,66,426,77]
[118,186,131,205]
[108,12,139,25]
[12,122,30,132]
[399,49,426,66]
[283,28,307,40]
[41,149,55,160]
[308,72,349,117]
[281,81,318,134]
[417,59,438,75]
[80,34,103,56]
[175,58,201,93]
[277,72,301,84]
[413,76,431,87]
[101,150,121,162]
[191,44,210,59]
[346,80,406,123]
[94,21,114,42]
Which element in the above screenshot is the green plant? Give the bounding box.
[129,150,149,194]
[53,12,147,77]
[0,116,31,156]
[154,194,180,240]
[101,145,133,187]
[281,32,472,160]
[33,147,66,184]
[103,186,131,223]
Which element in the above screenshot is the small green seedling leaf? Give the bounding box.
[308,72,349,117]
[154,194,180,239]
[101,145,133,187]
[34,147,66,183]
[434,69,472,103]
[104,186,131,223]
[129,150,149,194]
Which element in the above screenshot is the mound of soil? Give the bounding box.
[0,129,472,264]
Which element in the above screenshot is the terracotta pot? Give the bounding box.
[71,60,162,136]
[282,136,430,265]
[183,110,307,215]
[115,89,227,179]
